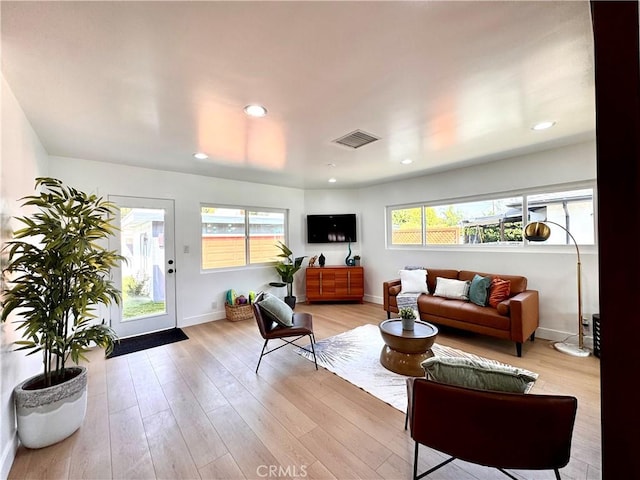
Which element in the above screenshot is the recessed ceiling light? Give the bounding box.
[244,104,267,117]
[532,121,556,131]
[193,152,208,160]
[328,178,337,183]
[401,158,413,165]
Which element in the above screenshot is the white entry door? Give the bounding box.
[109,196,177,338]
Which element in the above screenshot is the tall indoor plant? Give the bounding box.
[1,177,124,448]
[274,241,305,309]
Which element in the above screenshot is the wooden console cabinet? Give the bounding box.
[306,266,364,303]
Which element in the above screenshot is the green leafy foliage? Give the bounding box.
[274,241,305,297]
[463,221,523,243]
[1,177,125,387]
[399,307,417,320]
[123,274,148,297]
[391,207,421,228]
[429,206,463,227]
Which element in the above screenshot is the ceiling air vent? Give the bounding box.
[332,130,380,149]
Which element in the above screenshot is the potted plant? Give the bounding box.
[1,177,124,449]
[399,307,417,331]
[274,241,305,309]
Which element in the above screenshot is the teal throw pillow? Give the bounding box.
[468,274,492,307]
[421,356,538,393]
[257,293,294,327]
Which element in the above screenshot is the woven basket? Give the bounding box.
[225,303,254,322]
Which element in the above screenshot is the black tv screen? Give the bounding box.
[307,214,357,243]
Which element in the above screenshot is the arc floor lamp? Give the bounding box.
[524,221,591,357]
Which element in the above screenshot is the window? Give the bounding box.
[390,207,423,245]
[456,196,523,245]
[387,185,595,248]
[526,188,595,245]
[201,206,286,269]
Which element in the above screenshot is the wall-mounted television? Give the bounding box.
[307,214,357,243]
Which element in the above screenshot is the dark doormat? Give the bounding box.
[106,328,189,358]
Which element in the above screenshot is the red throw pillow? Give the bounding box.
[489,278,511,308]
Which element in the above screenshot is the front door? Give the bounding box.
[109,196,176,338]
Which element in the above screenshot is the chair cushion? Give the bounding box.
[256,293,293,327]
[421,356,538,393]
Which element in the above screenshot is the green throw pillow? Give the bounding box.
[257,293,294,327]
[468,274,492,306]
[421,356,538,393]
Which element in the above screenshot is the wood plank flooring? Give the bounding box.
[8,302,602,480]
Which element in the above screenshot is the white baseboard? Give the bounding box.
[0,432,18,480]
[364,294,382,304]
[179,310,226,328]
[535,327,594,349]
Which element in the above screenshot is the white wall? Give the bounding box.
[49,156,306,327]
[352,141,599,342]
[0,76,49,479]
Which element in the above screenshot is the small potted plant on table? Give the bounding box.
[399,307,417,331]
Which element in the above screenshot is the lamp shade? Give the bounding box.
[524,222,551,242]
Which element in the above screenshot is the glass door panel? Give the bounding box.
[109,197,176,338]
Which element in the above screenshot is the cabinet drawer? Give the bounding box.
[306,266,364,303]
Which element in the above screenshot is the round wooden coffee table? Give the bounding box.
[379,319,439,376]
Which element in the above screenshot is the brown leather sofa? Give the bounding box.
[383,269,539,356]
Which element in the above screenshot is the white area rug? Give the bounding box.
[294,324,537,412]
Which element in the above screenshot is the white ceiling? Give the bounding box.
[1,1,596,189]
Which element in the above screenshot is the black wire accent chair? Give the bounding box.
[406,378,578,480]
[252,301,318,373]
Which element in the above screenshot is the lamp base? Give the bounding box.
[553,341,591,357]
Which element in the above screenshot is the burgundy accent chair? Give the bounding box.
[406,378,578,480]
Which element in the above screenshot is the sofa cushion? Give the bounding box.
[459,271,527,294]
[489,277,511,308]
[399,269,428,293]
[425,269,459,294]
[421,356,537,393]
[434,277,470,300]
[469,274,491,306]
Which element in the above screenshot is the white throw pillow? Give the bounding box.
[433,277,470,300]
[399,269,428,294]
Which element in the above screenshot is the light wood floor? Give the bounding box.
[8,302,601,480]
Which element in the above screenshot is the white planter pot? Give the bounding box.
[13,365,88,449]
[401,317,415,331]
